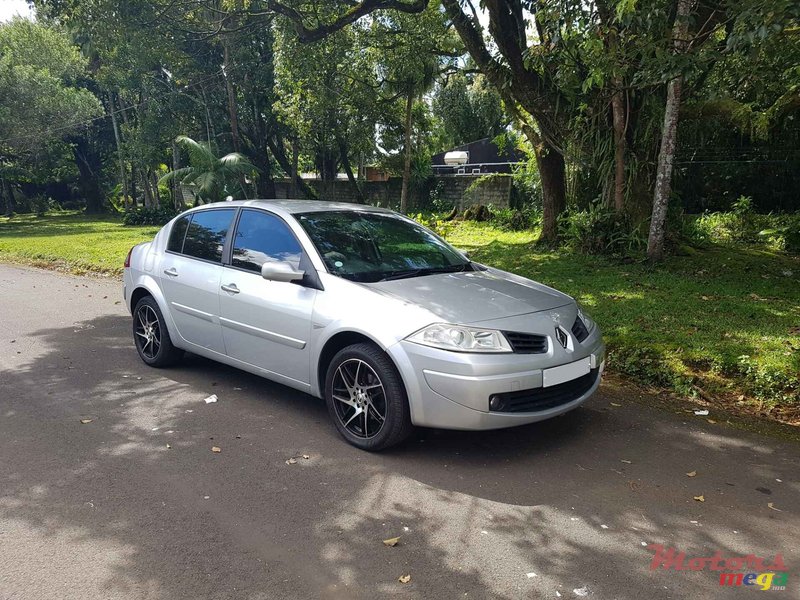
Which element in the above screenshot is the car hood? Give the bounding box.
[362,267,573,324]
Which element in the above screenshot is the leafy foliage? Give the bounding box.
[159,136,257,204]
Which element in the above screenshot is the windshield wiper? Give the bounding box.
[379,263,471,282]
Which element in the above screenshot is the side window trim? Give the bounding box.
[228,207,304,272]
[165,207,236,265]
[225,207,324,290]
[167,213,192,254]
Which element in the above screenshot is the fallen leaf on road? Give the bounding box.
[610,402,621,407]
[211,446,221,453]
[694,410,709,416]
[286,457,297,465]
[694,495,705,502]
[573,586,589,597]
[383,537,400,547]
[767,503,782,512]
[707,419,717,424]
[79,419,93,424]
[398,574,411,584]
[686,471,697,477]
[204,394,218,404]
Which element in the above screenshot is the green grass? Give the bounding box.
[445,221,800,420]
[1,211,798,420]
[0,212,158,275]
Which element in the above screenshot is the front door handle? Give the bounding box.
[221,283,240,294]
[163,267,178,277]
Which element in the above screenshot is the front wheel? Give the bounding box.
[324,343,413,451]
[133,296,183,367]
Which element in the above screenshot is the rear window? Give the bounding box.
[182,209,236,263]
[167,215,190,253]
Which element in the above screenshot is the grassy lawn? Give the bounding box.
[447,222,800,422]
[0,212,158,275]
[1,211,798,422]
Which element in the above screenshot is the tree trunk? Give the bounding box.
[338,133,365,203]
[647,0,694,261]
[172,141,182,209]
[151,169,161,207]
[1,176,14,216]
[400,90,414,213]
[611,85,626,213]
[223,41,241,152]
[290,136,299,199]
[533,139,567,244]
[139,167,153,208]
[267,135,317,199]
[72,138,104,214]
[109,93,129,209]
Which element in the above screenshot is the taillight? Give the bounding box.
[124,246,134,268]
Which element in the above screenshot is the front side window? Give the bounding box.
[231,209,303,273]
[296,211,470,282]
[182,209,236,263]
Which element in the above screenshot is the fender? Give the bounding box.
[127,272,187,350]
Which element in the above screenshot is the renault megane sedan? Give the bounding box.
[123,200,604,450]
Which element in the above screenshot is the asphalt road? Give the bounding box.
[0,263,798,600]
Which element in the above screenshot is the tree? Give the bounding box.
[647,0,694,260]
[0,18,103,214]
[160,136,257,204]
[433,73,507,148]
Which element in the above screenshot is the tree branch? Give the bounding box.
[267,0,430,43]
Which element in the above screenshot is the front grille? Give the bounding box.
[571,316,590,342]
[489,368,599,413]
[503,331,548,354]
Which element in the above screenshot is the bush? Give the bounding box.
[491,205,541,231]
[558,204,646,255]
[689,198,800,253]
[122,205,180,226]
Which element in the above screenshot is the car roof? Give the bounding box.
[190,199,397,216]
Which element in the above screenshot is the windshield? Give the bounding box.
[295,210,471,282]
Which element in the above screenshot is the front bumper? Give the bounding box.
[387,327,605,430]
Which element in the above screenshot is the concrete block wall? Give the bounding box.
[272,173,512,210]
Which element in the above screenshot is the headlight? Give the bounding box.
[407,323,512,353]
[576,304,596,332]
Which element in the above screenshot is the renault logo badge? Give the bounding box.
[555,326,569,349]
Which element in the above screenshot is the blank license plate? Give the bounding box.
[542,357,591,388]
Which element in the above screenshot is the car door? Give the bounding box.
[219,208,317,386]
[159,208,236,354]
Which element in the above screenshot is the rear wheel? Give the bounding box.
[325,343,413,451]
[133,296,183,367]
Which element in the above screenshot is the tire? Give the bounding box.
[324,343,413,451]
[132,295,183,367]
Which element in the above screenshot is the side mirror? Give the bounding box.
[261,261,305,283]
[457,248,471,259]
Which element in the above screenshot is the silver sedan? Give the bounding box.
[123,200,605,450]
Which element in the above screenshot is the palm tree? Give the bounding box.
[159,135,258,205]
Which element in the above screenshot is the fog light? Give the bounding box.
[489,395,502,411]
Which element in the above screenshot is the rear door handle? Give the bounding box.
[221,283,240,294]
[163,267,178,277]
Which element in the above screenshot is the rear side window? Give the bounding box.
[182,209,236,263]
[232,209,303,272]
[167,215,190,253]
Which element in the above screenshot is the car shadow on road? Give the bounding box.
[1,313,798,598]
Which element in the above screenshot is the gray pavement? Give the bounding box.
[0,263,798,599]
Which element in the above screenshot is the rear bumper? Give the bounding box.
[387,328,605,430]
